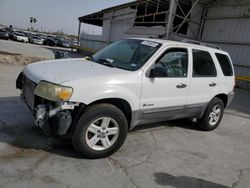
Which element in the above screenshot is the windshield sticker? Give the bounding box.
[130,64,137,67]
[106,58,114,63]
[141,41,159,47]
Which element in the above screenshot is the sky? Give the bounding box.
[0,0,133,35]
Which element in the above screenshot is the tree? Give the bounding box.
[30,17,33,30]
[29,17,37,30]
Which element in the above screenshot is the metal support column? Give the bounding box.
[198,8,207,40]
[174,0,199,34]
[77,21,81,46]
[107,11,113,44]
[165,0,177,39]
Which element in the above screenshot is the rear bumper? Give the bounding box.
[227,91,235,107]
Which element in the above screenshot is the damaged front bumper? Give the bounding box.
[16,72,79,136]
[34,102,79,136]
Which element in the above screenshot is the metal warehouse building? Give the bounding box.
[77,0,250,89]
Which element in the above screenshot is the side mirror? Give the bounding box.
[149,66,168,78]
[149,69,155,78]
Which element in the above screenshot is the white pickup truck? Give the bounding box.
[16,38,235,158]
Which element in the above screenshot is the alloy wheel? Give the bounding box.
[208,104,221,126]
[85,117,119,151]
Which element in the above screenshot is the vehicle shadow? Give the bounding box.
[133,118,200,132]
[153,172,229,188]
[0,96,201,160]
[0,96,81,159]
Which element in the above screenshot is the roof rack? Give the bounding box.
[181,39,221,50]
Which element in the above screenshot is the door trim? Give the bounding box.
[130,102,208,130]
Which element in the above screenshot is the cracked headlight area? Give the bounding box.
[35,81,73,102]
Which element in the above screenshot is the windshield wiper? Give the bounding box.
[97,58,115,67]
[90,55,94,60]
[85,55,94,61]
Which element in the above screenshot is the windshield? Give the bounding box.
[92,39,161,71]
[16,33,25,36]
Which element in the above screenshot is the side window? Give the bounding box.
[154,48,188,77]
[192,49,217,77]
[215,53,233,76]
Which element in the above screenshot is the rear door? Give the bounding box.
[186,49,219,114]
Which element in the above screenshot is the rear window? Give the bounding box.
[192,49,217,77]
[215,53,233,76]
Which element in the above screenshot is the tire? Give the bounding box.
[71,104,128,159]
[198,97,224,131]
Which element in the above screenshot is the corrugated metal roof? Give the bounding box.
[78,1,139,26]
[78,0,220,26]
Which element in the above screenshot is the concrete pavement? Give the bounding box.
[0,87,249,187]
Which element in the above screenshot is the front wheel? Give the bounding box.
[71,104,128,159]
[198,97,224,131]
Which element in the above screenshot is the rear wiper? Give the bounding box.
[98,58,115,67]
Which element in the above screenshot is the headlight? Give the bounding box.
[35,81,73,101]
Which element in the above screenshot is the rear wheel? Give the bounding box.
[71,104,128,159]
[198,97,224,131]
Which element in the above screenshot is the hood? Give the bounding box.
[23,58,129,84]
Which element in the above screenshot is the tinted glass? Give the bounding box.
[215,53,233,76]
[92,39,161,71]
[192,49,216,77]
[155,48,188,77]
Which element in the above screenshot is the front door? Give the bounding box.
[140,47,190,123]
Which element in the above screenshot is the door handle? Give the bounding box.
[209,82,217,87]
[176,83,187,89]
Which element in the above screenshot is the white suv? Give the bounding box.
[16,38,235,158]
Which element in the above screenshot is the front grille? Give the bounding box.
[23,75,36,110]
